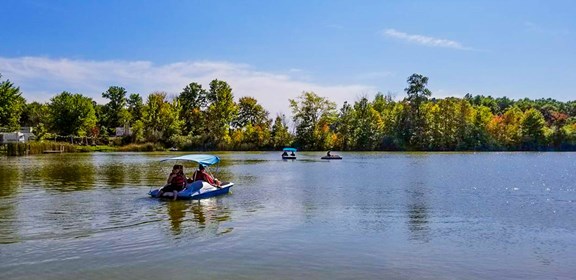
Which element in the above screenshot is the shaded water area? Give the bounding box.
[1,152,575,279]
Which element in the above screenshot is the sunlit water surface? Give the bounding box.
[1,152,575,279]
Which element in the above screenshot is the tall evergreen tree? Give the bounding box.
[404,73,432,149]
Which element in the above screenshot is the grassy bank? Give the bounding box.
[116,143,165,152]
[1,142,169,156]
[3,142,77,156]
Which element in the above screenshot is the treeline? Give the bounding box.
[2,73,576,151]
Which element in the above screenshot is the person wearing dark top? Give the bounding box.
[157,164,187,200]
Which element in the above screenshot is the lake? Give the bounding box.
[1,152,575,279]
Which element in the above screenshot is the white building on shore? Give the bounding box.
[0,127,36,144]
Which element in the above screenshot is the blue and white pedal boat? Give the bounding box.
[148,154,234,200]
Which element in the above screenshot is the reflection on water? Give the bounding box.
[164,199,233,237]
[405,155,431,242]
[0,161,20,197]
[0,152,575,279]
[38,160,96,192]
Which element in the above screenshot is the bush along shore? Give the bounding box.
[1,142,168,156]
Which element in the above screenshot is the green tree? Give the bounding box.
[455,99,476,149]
[0,75,26,131]
[101,86,129,135]
[178,82,207,136]
[206,80,237,148]
[48,92,97,136]
[423,101,443,149]
[333,101,354,151]
[20,101,47,127]
[351,97,382,150]
[495,96,514,114]
[468,94,500,114]
[142,92,182,145]
[239,122,271,150]
[372,93,403,150]
[404,73,432,149]
[231,96,271,149]
[469,105,494,150]
[127,93,144,124]
[234,96,269,128]
[20,101,49,139]
[130,120,145,143]
[520,108,546,150]
[289,91,336,150]
[270,114,292,149]
[405,74,432,110]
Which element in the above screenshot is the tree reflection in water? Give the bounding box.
[0,163,20,242]
[405,155,431,243]
[38,161,96,192]
[0,161,21,197]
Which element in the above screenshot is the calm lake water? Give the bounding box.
[1,152,575,279]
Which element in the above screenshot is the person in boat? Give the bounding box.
[158,164,187,200]
[327,150,331,157]
[282,150,288,157]
[290,151,295,156]
[192,164,221,188]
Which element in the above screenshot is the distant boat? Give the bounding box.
[321,155,342,160]
[321,152,342,160]
[282,147,297,160]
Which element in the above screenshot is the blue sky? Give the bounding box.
[1,0,575,115]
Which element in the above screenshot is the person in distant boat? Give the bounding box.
[282,150,288,157]
[327,150,331,157]
[192,164,221,188]
[158,164,187,200]
[290,151,295,156]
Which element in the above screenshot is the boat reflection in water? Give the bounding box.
[163,198,233,237]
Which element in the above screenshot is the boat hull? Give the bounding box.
[282,156,296,160]
[149,181,233,200]
[321,155,342,160]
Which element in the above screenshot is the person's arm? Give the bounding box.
[207,172,221,188]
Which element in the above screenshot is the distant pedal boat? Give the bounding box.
[321,154,342,160]
[282,147,297,160]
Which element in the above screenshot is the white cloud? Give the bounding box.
[0,56,377,117]
[382,28,467,49]
[433,88,464,99]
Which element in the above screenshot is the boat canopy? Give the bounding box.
[283,147,297,152]
[161,154,220,166]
